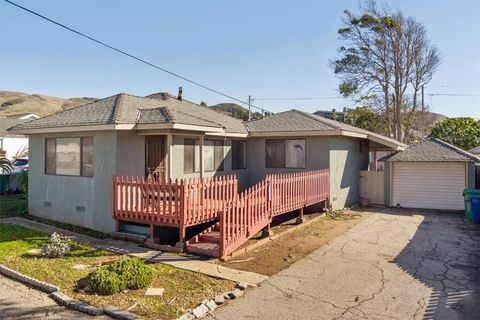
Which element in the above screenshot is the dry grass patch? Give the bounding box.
[218,210,369,276]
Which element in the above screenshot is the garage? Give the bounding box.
[381,138,479,211]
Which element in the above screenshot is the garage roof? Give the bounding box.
[379,138,480,162]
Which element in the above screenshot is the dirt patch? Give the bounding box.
[217,210,370,276]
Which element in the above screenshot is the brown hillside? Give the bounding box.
[0,91,97,117]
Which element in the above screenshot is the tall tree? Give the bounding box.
[429,117,480,151]
[331,1,440,142]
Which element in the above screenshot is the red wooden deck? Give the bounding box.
[112,169,329,258]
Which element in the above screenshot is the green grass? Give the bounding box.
[0,194,109,239]
[0,194,27,217]
[0,224,233,319]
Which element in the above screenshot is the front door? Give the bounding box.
[145,136,166,180]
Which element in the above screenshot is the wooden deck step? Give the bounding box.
[186,242,219,257]
[200,231,220,243]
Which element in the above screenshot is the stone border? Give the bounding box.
[176,282,248,320]
[225,212,326,260]
[0,263,142,319]
[0,263,60,293]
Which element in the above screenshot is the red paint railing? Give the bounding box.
[219,169,329,258]
[112,175,237,230]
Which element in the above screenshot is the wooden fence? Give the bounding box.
[219,169,329,257]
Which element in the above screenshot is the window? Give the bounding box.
[232,140,247,170]
[205,140,224,172]
[266,139,305,168]
[45,137,94,176]
[184,139,224,173]
[184,139,198,174]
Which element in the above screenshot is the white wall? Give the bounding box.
[0,136,28,159]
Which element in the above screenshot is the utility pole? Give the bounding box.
[247,95,252,121]
[421,85,425,140]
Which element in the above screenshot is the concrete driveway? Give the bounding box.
[213,209,480,320]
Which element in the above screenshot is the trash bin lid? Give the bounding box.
[463,188,480,196]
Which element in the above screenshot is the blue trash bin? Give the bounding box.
[471,195,480,224]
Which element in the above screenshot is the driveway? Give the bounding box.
[213,209,480,320]
[0,275,111,319]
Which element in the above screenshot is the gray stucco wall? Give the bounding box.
[328,137,369,209]
[246,136,368,210]
[467,162,476,188]
[384,161,392,207]
[28,131,117,232]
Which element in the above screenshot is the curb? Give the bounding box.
[0,264,59,293]
[176,282,248,320]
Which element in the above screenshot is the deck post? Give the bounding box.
[296,207,305,224]
[261,223,273,238]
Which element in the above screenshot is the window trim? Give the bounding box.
[232,140,247,170]
[44,137,94,177]
[265,139,306,169]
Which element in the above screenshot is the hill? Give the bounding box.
[209,103,264,121]
[0,91,97,117]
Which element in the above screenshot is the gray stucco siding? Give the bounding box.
[328,137,369,210]
[467,162,476,188]
[28,131,117,232]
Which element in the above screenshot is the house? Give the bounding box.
[313,108,351,123]
[0,113,39,159]
[380,138,479,211]
[9,91,405,257]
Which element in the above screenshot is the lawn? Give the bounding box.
[0,194,27,217]
[0,224,234,320]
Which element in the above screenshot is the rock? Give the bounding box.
[104,306,141,320]
[192,304,209,318]
[228,289,244,299]
[205,300,217,311]
[237,282,248,290]
[177,313,195,320]
[145,288,164,297]
[69,301,103,316]
[214,294,225,305]
[72,264,88,270]
[51,292,73,306]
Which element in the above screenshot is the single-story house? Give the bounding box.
[380,138,479,211]
[9,91,405,256]
[0,113,39,159]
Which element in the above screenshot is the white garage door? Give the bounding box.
[392,162,466,210]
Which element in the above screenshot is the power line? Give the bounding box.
[253,96,345,101]
[2,0,273,114]
[428,93,480,97]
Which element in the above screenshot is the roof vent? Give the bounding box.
[177,87,183,101]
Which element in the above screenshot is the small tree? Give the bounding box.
[429,117,480,151]
[345,106,386,134]
[0,157,12,174]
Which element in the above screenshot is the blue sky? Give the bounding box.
[0,0,479,117]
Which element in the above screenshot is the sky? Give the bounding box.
[0,0,479,117]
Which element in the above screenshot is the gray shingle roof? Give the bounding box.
[379,138,480,162]
[9,93,247,134]
[0,117,29,136]
[247,110,406,148]
[468,146,480,155]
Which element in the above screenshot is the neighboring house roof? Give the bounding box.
[9,93,247,134]
[379,138,480,162]
[247,110,406,150]
[0,117,29,137]
[468,146,480,155]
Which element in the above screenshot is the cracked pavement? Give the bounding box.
[212,209,480,320]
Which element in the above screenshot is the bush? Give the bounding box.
[87,258,154,295]
[18,170,28,194]
[41,232,71,258]
[109,258,154,290]
[88,268,125,295]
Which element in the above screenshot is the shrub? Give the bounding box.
[41,232,71,258]
[87,268,125,295]
[18,170,28,194]
[108,258,154,290]
[86,258,154,295]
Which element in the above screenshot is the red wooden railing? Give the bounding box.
[112,175,237,229]
[219,169,329,258]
